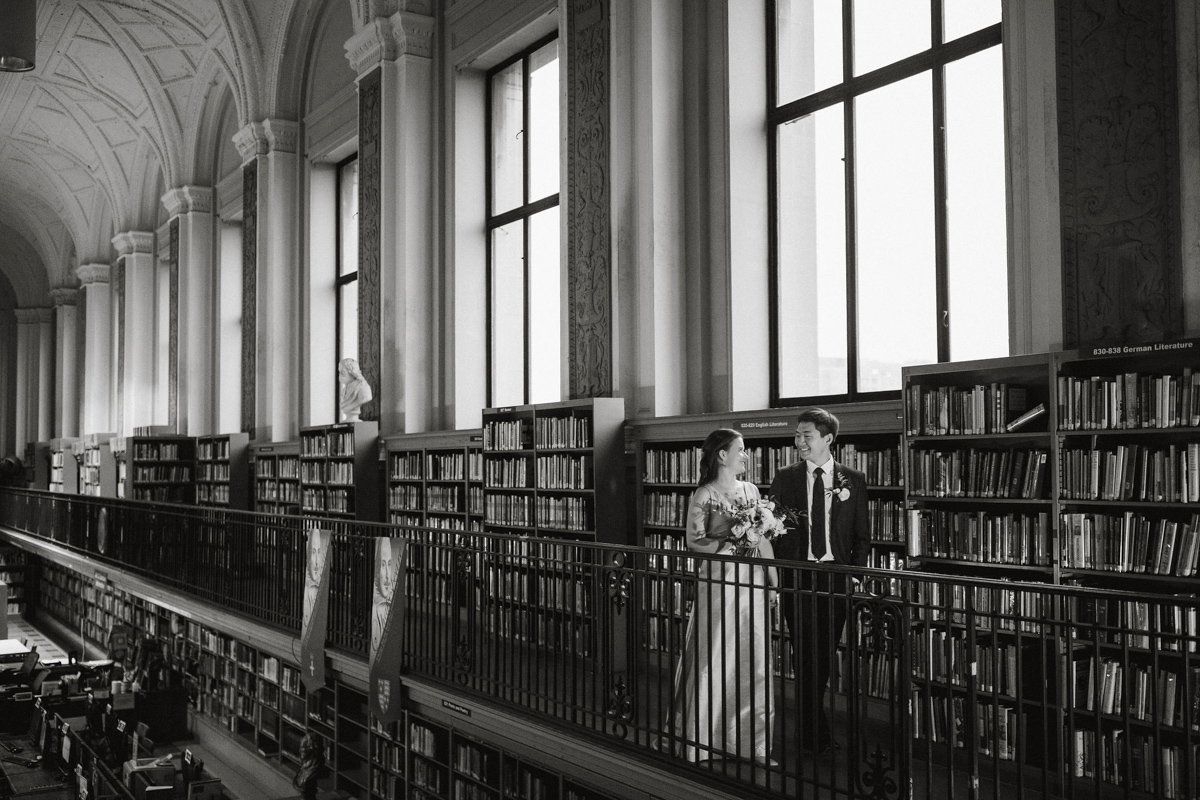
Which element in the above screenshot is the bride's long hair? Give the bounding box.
[697,428,742,487]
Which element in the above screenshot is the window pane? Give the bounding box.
[776,105,848,397]
[943,0,1000,42]
[946,47,1007,361]
[527,208,561,404]
[855,72,935,391]
[491,222,525,406]
[775,0,843,106]
[528,41,559,202]
[491,62,524,215]
[338,159,359,277]
[339,281,358,365]
[853,0,930,76]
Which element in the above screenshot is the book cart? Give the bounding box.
[902,343,1200,798]
[195,432,250,509]
[78,434,116,498]
[627,402,904,678]
[251,441,302,515]
[112,434,196,503]
[299,422,380,521]
[48,438,79,494]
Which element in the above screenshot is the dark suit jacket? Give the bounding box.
[769,461,870,566]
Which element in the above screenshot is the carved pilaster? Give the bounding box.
[114,260,124,434]
[169,218,179,428]
[567,0,612,397]
[75,264,110,286]
[264,119,298,154]
[1056,0,1182,347]
[345,11,434,75]
[242,162,258,437]
[162,186,214,217]
[359,68,382,423]
[112,231,155,257]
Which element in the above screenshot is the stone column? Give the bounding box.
[163,186,215,435]
[35,308,53,441]
[51,288,79,438]
[346,9,436,433]
[235,119,299,441]
[77,264,112,435]
[13,309,39,456]
[112,232,158,433]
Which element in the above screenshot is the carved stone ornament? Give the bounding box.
[233,121,269,164]
[162,185,214,217]
[345,12,434,75]
[75,264,110,286]
[50,287,78,306]
[567,0,612,398]
[1056,0,1182,347]
[111,231,155,257]
[168,218,179,428]
[241,162,258,437]
[264,119,299,155]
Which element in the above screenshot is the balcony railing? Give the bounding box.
[1,489,1197,800]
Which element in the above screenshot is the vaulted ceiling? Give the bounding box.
[0,0,308,308]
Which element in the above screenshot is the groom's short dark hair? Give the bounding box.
[797,408,839,441]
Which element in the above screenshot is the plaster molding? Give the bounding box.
[76,263,111,286]
[345,11,434,74]
[233,121,268,162]
[112,231,156,257]
[14,307,50,324]
[50,288,78,306]
[264,119,299,154]
[162,186,214,217]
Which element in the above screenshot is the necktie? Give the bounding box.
[811,467,827,560]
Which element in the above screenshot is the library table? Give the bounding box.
[0,735,71,798]
[0,638,31,664]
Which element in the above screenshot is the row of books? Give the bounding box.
[301,461,356,484]
[905,383,1032,436]
[534,454,593,489]
[533,416,593,449]
[1069,597,1198,652]
[1069,729,1196,799]
[1060,512,1200,576]
[908,509,1050,565]
[256,459,300,478]
[1071,657,1195,728]
[300,430,357,457]
[1058,370,1200,430]
[913,582,1046,634]
[534,496,592,531]
[906,448,1048,499]
[1059,443,1200,503]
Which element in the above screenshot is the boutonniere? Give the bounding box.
[833,471,851,502]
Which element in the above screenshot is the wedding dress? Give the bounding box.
[666,481,774,761]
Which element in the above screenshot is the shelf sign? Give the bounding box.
[735,420,792,431]
[442,699,471,717]
[1081,337,1200,359]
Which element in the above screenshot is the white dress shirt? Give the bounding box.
[805,457,835,562]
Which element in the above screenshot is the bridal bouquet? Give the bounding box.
[726,498,790,555]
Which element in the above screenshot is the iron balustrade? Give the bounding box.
[0,489,1197,800]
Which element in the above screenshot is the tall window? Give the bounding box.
[336,155,359,372]
[486,34,560,407]
[770,1,1006,403]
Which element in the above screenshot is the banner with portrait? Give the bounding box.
[300,527,333,693]
[368,536,408,721]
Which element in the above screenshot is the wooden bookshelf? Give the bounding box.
[79,433,117,498]
[196,432,250,509]
[24,441,50,490]
[48,437,79,494]
[251,441,301,515]
[299,422,380,521]
[0,544,26,619]
[381,429,484,530]
[112,434,197,504]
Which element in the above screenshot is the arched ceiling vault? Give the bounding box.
[0,0,289,307]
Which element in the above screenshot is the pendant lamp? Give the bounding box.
[0,0,37,72]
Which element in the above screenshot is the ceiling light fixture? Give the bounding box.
[0,0,37,72]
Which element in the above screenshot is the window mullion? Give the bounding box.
[522,54,532,405]
[843,0,859,399]
[932,1,950,362]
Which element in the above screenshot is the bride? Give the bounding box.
[665,428,778,764]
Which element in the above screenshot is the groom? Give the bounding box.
[770,408,870,756]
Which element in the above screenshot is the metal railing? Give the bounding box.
[1,489,1197,800]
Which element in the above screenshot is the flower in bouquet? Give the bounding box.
[727,498,789,554]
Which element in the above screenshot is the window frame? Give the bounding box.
[766,1,1003,406]
[484,31,561,408]
[334,153,359,411]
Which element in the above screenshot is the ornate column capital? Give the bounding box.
[234,120,297,162]
[76,263,111,286]
[345,11,434,75]
[112,231,155,257]
[50,287,78,306]
[234,121,268,162]
[264,119,298,154]
[162,186,214,217]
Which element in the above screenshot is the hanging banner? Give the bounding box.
[369,536,408,721]
[300,527,333,693]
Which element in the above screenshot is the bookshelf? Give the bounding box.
[24,441,50,490]
[381,429,485,531]
[252,441,302,515]
[0,544,26,618]
[79,434,117,497]
[48,437,79,494]
[299,422,380,521]
[196,432,250,509]
[112,434,197,504]
[481,398,626,544]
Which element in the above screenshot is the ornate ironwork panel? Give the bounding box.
[358,68,382,423]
